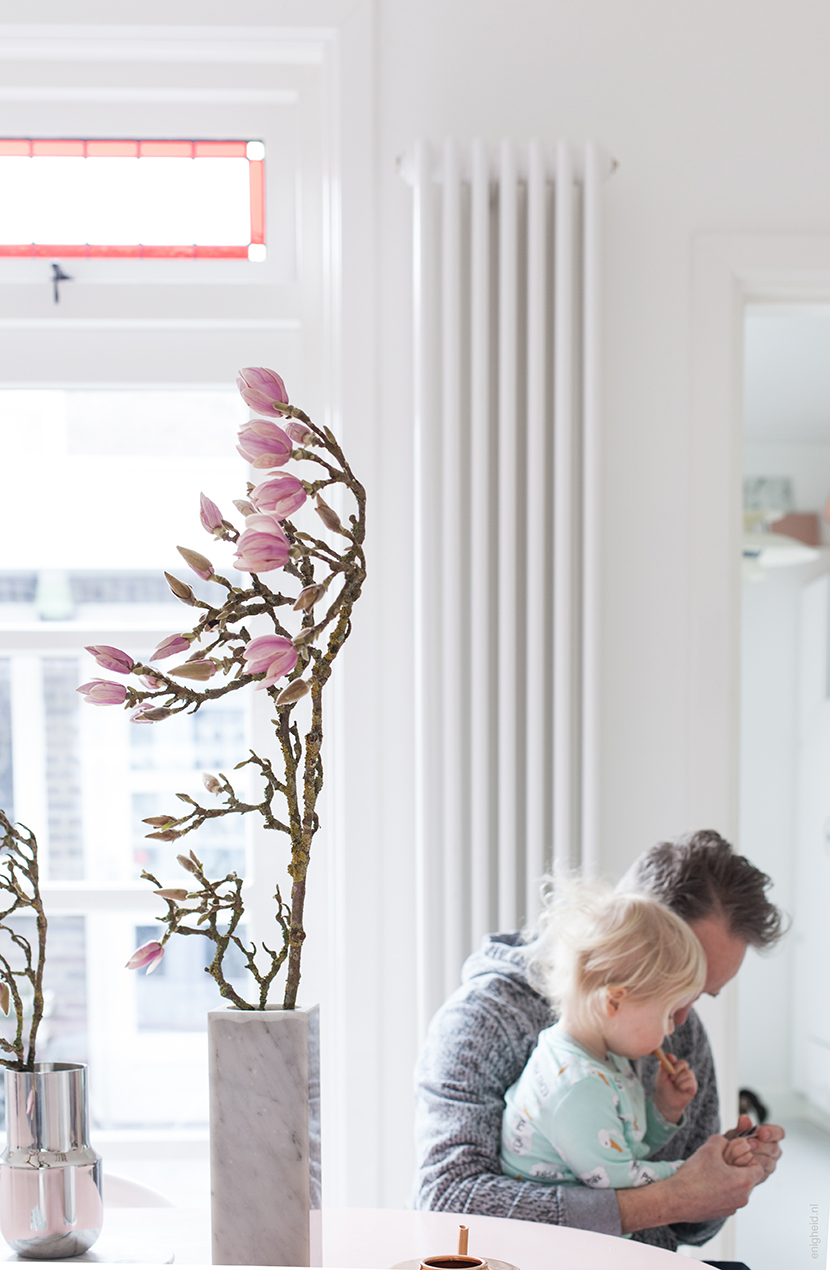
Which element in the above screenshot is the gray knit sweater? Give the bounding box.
[413,932,726,1252]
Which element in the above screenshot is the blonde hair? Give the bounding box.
[531,877,707,1028]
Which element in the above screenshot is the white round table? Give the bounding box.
[322,1207,694,1270]
[66,1205,696,1268]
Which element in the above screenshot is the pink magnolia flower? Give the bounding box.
[237,419,292,470]
[77,679,127,706]
[84,645,135,675]
[242,635,298,688]
[125,941,165,974]
[199,492,224,535]
[236,367,289,417]
[153,633,191,660]
[243,512,289,535]
[140,673,165,690]
[233,520,290,573]
[250,474,307,520]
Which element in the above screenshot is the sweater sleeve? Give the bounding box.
[528,1078,681,1190]
[413,974,623,1236]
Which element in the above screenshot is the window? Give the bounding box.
[0,22,338,1177]
[0,139,266,261]
[0,387,263,1129]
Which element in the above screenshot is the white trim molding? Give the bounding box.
[0,25,333,64]
[688,232,830,834]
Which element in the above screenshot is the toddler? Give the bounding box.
[501,882,754,1192]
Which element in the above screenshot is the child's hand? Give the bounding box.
[723,1135,756,1168]
[653,1054,698,1124]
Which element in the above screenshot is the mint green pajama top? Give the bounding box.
[500,1022,684,1191]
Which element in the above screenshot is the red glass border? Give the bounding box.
[1,244,250,259]
[0,139,265,258]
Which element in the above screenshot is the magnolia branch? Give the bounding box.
[96,373,366,1010]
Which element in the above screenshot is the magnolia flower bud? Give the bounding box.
[131,705,173,724]
[140,674,165,690]
[84,645,135,675]
[146,828,182,841]
[126,941,165,973]
[250,474,307,520]
[153,633,192,660]
[0,982,10,1016]
[164,572,197,605]
[237,419,292,469]
[199,492,224,535]
[234,520,290,574]
[203,772,223,795]
[284,419,317,446]
[242,635,298,688]
[237,367,289,417]
[142,815,177,827]
[169,660,218,682]
[292,627,316,648]
[153,888,189,901]
[315,495,342,534]
[293,583,327,612]
[233,499,256,517]
[276,678,310,705]
[177,854,199,874]
[77,679,127,707]
[177,545,214,582]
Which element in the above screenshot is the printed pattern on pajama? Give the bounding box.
[500,1021,683,1190]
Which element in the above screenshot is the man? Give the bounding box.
[413,830,786,1253]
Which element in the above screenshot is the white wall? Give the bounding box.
[11,0,830,1206]
[370,0,830,879]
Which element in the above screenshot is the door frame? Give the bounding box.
[688,235,830,1254]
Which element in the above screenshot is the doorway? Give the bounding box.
[734,304,830,1269]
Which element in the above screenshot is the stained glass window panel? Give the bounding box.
[0,139,266,259]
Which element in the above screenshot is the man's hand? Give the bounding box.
[653,1054,697,1124]
[724,1115,785,1182]
[617,1134,765,1234]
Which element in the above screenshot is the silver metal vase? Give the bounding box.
[0,1062,103,1259]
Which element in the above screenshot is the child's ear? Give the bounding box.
[606,987,627,1015]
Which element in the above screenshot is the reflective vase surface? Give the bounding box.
[0,1062,102,1259]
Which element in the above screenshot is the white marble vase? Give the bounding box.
[208,1005,321,1267]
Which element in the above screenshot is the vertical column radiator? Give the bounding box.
[406,139,613,1032]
